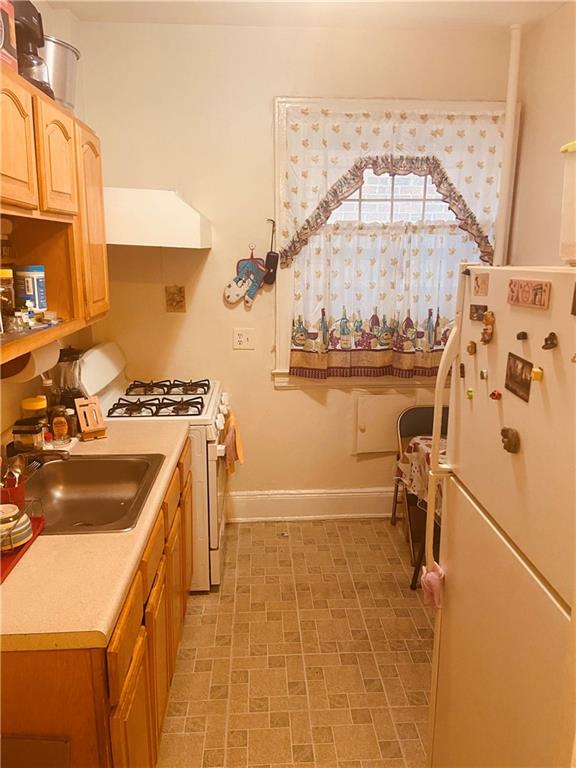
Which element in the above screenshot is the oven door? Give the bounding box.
[207,438,228,584]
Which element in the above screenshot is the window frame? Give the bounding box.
[272,96,507,390]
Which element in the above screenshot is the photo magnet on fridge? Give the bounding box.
[505,353,533,403]
[470,304,488,321]
[472,273,490,297]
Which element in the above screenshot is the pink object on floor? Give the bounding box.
[421,562,445,608]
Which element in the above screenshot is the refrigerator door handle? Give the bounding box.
[421,263,471,606]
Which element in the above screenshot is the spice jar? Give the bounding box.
[1,219,14,262]
[21,395,48,422]
[12,420,44,451]
[51,405,70,444]
[65,408,78,438]
[0,268,15,317]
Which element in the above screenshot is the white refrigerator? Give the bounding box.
[428,265,575,767]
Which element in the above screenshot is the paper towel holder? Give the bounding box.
[1,342,61,382]
[1,353,32,380]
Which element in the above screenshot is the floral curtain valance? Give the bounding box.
[290,221,479,379]
[279,154,494,267]
[277,101,505,265]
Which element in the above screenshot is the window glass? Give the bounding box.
[425,201,457,221]
[362,170,392,198]
[393,200,424,222]
[336,173,455,223]
[361,201,392,223]
[394,174,426,199]
[331,200,360,221]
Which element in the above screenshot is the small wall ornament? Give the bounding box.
[224,245,268,308]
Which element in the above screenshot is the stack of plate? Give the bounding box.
[0,504,33,553]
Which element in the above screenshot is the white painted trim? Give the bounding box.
[227,486,395,522]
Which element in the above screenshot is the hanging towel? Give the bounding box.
[224,410,244,474]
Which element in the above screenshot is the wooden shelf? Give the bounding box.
[0,319,85,364]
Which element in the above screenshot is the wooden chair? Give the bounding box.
[390,405,449,587]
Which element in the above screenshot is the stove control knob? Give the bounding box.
[216,414,225,431]
[219,404,228,415]
[221,392,230,406]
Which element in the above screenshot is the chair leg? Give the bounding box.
[390,478,401,526]
[410,537,425,590]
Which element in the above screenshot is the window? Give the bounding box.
[274,97,506,386]
[331,170,456,224]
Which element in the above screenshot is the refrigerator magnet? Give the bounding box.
[507,279,551,309]
[472,273,490,297]
[480,310,495,344]
[470,304,488,321]
[505,353,533,402]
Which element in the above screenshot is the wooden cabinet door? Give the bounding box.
[110,628,155,768]
[107,571,144,707]
[75,123,109,318]
[165,507,183,679]
[144,557,170,755]
[0,69,38,209]
[34,97,78,214]
[181,475,193,617]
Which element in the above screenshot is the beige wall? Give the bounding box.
[509,2,576,266]
[78,18,511,493]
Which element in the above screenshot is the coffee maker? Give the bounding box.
[13,0,54,98]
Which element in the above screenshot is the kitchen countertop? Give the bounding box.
[0,420,190,652]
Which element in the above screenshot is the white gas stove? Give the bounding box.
[80,342,230,591]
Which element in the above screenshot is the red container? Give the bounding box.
[0,484,25,509]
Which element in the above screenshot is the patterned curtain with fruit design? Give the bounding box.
[276,100,505,378]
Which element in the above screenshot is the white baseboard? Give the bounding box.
[227,486,394,523]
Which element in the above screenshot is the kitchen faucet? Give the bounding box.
[3,450,70,486]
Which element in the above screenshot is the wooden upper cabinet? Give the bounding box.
[34,96,78,215]
[0,69,38,209]
[75,122,109,317]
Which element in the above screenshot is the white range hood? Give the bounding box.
[104,187,212,249]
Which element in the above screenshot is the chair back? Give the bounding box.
[396,405,449,454]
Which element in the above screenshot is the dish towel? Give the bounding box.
[224,410,244,474]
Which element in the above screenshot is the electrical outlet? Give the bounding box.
[233,328,255,350]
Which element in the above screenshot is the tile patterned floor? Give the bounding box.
[158,519,434,768]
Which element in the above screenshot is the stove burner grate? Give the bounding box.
[167,379,211,395]
[156,397,204,416]
[107,397,160,417]
[125,379,171,395]
[107,395,205,418]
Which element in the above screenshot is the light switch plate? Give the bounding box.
[233,328,255,350]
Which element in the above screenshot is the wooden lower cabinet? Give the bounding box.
[0,444,194,768]
[181,475,193,617]
[145,558,170,753]
[165,507,184,678]
[110,628,155,768]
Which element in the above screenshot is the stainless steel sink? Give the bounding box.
[25,454,165,534]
